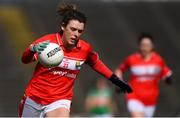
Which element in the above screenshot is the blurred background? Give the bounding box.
[0,0,180,116]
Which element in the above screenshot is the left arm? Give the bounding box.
[86,50,132,93]
[162,65,172,85]
[161,60,173,85]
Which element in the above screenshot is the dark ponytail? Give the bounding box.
[57,4,87,35]
[57,4,77,16]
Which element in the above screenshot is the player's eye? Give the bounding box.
[70,27,77,31]
[78,30,83,33]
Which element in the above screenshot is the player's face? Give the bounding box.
[139,38,154,55]
[61,20,84,48]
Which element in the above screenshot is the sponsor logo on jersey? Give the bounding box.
[49,57,85,79]
[58,57,85,70]
[52,70,67,76]
[66,73,77,79]
[50,70,77,79]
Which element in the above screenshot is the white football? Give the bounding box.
[38,42,64,68]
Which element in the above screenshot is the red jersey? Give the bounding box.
[119,52,172,105]
[21,33,113,105]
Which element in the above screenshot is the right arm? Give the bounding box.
[115,57,130,79]
[21,35,50,64]
[21,45,37,64]
[114,57,130,93]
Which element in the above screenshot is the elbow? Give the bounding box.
[21,56,29,64]
[21,50,35,64]
[21,53,34,64]
[21,47,36,64]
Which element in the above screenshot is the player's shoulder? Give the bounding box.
[152,52,164,61]
[127,52,140,59]
[79,39,92,51]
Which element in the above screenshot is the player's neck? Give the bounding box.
[62,38,75,51]
[141,52,152,61]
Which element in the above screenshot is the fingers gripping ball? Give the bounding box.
[38,43,64,68]
[31,40,50,53]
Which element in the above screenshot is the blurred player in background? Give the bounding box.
[85,78,115,117]
[20,4,132,117]
[115,33,172,118]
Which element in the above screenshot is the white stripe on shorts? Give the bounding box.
[127,99,156,117]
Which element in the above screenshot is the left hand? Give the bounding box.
[109,74,133,93]
[165,76,172,85]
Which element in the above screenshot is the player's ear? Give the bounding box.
[60,23,65,31]
[61,26,65,31]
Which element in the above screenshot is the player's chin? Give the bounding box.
[70,39,78,45]
[68,41,77,47]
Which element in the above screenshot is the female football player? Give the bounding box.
[115,33,172,118]
[20,4,132,117]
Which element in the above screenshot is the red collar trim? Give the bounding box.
[56,33,63,46]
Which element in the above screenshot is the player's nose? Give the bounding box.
[73,31,79,38]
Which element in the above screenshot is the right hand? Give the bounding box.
[30,40,50,54]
